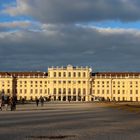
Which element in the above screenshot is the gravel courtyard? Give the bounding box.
[0,102,140,140]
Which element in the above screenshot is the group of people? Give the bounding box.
[0,96,17,111]
[35,96,44,107]
[0,95,46,111]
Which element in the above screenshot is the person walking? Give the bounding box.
[35,97,39,107]
[0,98,2,111]
[40,96,44,107]
[10,97,13,111]
[4,96,9,111]
[9,97,16,111]
[12,97,16,111]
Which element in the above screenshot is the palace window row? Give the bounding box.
[53,80,86,84]
[94,81,140,84]
[53,72,87,77]
[18,81,48,84]
[19,89,47,94]
[53,88,86,94]
[0,89,10,94]
[18,84,47,88]
[93,90,139,95]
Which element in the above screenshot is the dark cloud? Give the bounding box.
[3,0,140,23]
[0,25,140,71]
[1,0,140,71]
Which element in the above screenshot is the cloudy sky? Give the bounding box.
[0,0,140,72]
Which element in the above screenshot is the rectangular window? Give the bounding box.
[78,88,81,94]
[83,88,86,94]
[30,89,33,94]
[83,72,86,77]
[35,89,38,94]
[113,90,115,94]
[54,72,56,77]
[54,88,56,94]
[73,72,76,77]
[63,88,66,94]
[58,72,61,77]
[78,72,81,77]
[107,90,109,94]
[7,89,10,93]
[118,90,120,94]
[68,88,71,94]
[45,89,47,94]
[68,72,71,77]
[58,88,61,94]
[78,81,81,84]
[73,88,76,94]
[102,90,104,94]
[63,72,66,77]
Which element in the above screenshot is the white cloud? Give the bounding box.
[2,0,30,16]
[0,21,31,28]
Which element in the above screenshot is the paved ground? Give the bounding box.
[0,102,140,140]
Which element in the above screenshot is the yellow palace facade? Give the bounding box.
[0,65,140,102]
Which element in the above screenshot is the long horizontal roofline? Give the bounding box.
[92,72,140,76]
[0,71,140,77]
[0,72,48,77]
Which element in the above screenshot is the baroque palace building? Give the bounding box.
[0,65,140,102]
